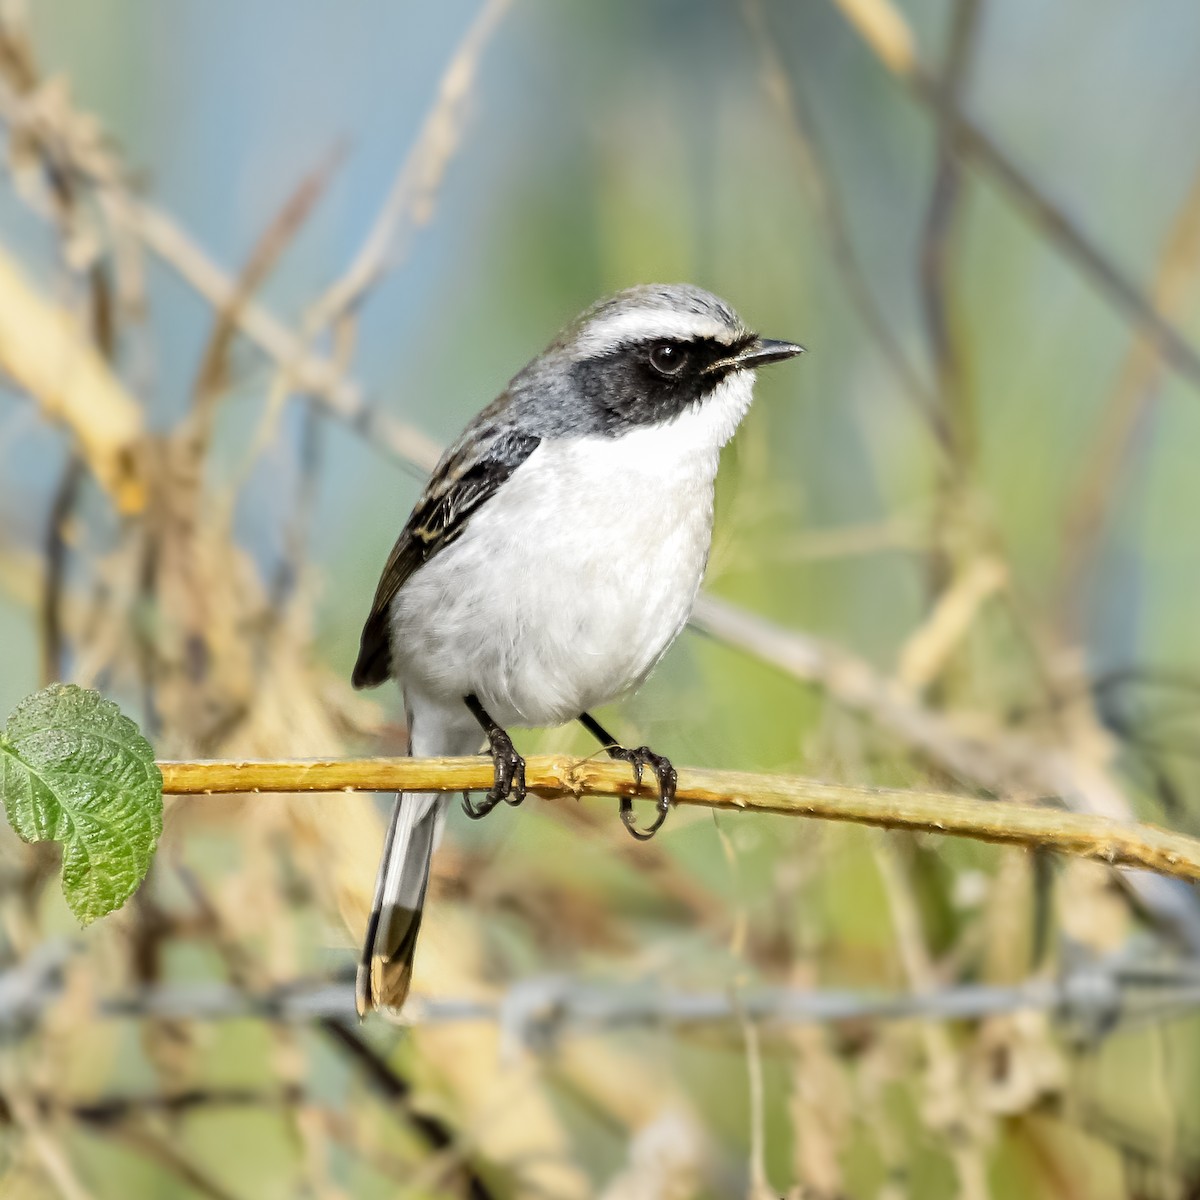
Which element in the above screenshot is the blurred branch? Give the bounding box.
[874,837,989,1200]
[919,0,983,469]
[693,593,1099,799]
[262,0,511,607]
[2,1089,96,1200]
[0,76,443,475]
[896,553,1006,691]
[690,592,1200,949]
[315,1017,492,1198]
[305,0,511,332]
[189,144,346,434]
[1057,161,1200,635]
[738,998,773,1198]
[155,754,1200,884]
[38,454,83,686]
[0,245,145,511]
[0,1,510,486]
[882,14,995,1161]
[829,0,917,75]
[827,0,1200,397]
[742,0,948,450]
[102,1124,241,1200]
[760,515,927,564]
[106,195,444,472]
[169,864,496,1196]
[22,1086,305,1125]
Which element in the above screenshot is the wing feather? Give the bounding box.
[351,423,540,688]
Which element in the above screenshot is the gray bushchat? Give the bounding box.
[352,282,803,1016]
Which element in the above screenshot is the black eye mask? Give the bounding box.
[569,334,753,435]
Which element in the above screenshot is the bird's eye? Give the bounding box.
[648,342,687,377]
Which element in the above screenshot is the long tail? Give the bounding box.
[356,711,480,1017]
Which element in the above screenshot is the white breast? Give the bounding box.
[390,372,754,728]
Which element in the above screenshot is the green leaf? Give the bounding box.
[0,683,162,925]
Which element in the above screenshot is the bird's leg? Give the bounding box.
[578,712,676,841]
[461,694,526,820]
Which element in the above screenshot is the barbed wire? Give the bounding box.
[6,939,1200,1054]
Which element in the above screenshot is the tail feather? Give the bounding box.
[355,791,445,1016]
[357,709,481,1019]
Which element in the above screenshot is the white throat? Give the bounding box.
[651,369,756,455]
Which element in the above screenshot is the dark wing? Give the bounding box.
[351,425,541,688]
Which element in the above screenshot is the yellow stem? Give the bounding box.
[156,756,1200,883]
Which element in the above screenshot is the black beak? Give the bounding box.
[734,337,805,368]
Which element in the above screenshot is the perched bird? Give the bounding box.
[352,283,803,1015]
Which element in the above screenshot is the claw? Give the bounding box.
[607,745,676,841]
[504,752,527,806]
[462,723,526,820]
[462,789,499,820]
[620,797,670,841]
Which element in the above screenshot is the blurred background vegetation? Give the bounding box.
[3,0,1200,1196]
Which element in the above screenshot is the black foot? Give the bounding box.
[462,695,526,820]
[606,744,677,841]
[576,713,676,840]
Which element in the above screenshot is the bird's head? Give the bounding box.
[521,283,804,445]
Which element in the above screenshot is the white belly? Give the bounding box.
[390,421,723,729]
